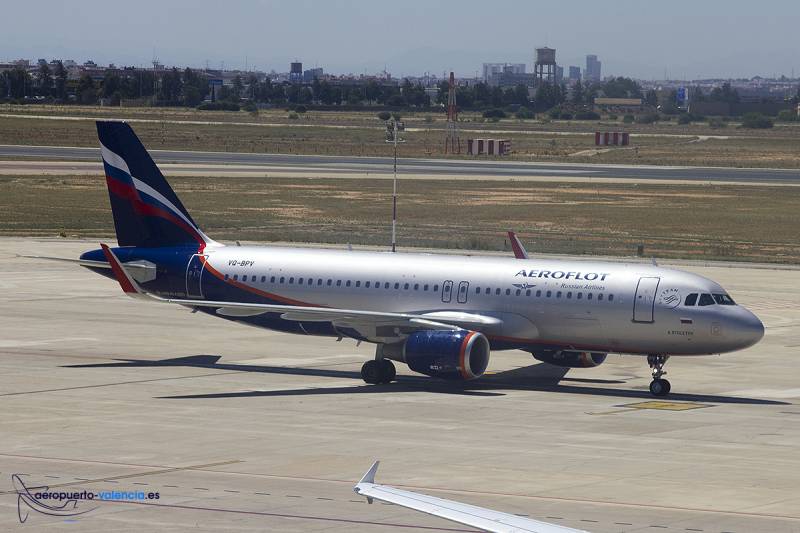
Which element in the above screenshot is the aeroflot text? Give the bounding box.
[515,270,610,281]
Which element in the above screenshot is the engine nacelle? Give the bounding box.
[380,330,490,381]
[532,350,607,368]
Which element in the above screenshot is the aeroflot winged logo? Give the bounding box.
[515,269,610,281]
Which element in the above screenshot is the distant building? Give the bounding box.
[569,66,581,82]
[555,65,564,84]
[483,63,525,84]
[289,61,303,83]
[303,67,323,83]
[585,55,601,83]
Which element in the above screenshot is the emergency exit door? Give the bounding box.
[633,276,660,323]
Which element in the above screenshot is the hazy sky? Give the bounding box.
[2,0,798,79]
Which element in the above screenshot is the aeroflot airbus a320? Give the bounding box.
[66,121,764,396]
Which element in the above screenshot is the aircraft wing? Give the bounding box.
[353,462,588,533]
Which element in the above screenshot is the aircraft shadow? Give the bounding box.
[65,355,789,405]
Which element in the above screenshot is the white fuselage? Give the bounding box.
[194,245,764,357]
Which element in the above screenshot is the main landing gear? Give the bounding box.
[361,359,396,385]
[648,355,671,397]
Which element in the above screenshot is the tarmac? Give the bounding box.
[1,237,799,532]
[2,144,800,184]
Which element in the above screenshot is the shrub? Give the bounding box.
[677,114,692,125]
[377,111,391,121]
[391,112,402,121]
[708,117,727,129]
[294,104,307,113]
[515,106,535,119]
[288,112,299,120]
[547,108,561,119]
[197,101,240,111]
[777,109,797,122]
[623,114,635,124]
[559,112,573,120]
[607,114,618,120]
[482,108,506,119]
[741,112,773,129]
[423,115,434,123]
[636,113,659,124]
[242,101,258,115]
[575,111,601,120]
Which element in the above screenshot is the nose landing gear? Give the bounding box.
[648,355,671,396]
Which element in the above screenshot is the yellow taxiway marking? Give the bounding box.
[619,401,713,411]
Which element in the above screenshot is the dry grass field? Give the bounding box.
[2,104,800,167]
[2,174,797,263]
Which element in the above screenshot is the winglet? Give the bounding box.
[100,243,147,298]
[359,461,380,485]
[508,231,529,259]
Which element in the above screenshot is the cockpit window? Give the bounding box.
[713,293,736,305]
[698,293,715,306]
[684,293,698,306]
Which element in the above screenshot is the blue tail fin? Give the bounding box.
[97,121,213,250]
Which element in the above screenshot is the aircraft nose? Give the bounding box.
[729,308,764,350]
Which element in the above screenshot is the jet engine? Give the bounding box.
[379,330,490,380]
[532,350,607,368]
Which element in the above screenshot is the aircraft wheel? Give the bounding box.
[361,360,382,384]
[649,378,671,397]
[379,359,396,384]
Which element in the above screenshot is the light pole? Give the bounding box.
[385,118,405,252]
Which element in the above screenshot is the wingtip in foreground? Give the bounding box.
[353,461,588,533]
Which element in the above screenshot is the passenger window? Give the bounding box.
[609,294,614,302]
[598,293,604,301]
[403,283,409,290]
[279,276,285,283]
[495,288,501,295]
[261,276,266,283]
[326,279,332,286]
[424,284,429,291]
[336,280,342,286]
[414,284,419,290]
[485,287,490,295]
[346,280,351,287]
[365,281,371,288]
[224,274,229,281]
[546,290,552,297]
[577,292,582,299]
[433,285,439,291]
[536,290,541,297]
[475,287,481,294]
[685,293,698,306]
[356,281,361,287]
[699,293,715,306]
[587,293,592,300]
[394,282,400,290]
[298,277,303,284]
[242,275,248,282]
[234,274,239,281]
[556,291,562,298]
[289,277,294,284]
[567,292,572,299]
[270,276,275,283]
[317,279,322,285]
[526,289,531,296]
[515,289,521,296]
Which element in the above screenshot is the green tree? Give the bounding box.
[709,82,739,104]
[0,72,8,98]
[37,62,53,97]
[232,75,244,97]
[571,80,584,104]
[644,89,658,107]
[77,73,97,104]
[741,112,773,129]
[601,77,642,98]
[53,61,68,101]
[102,71,121,98]
[8,66,31,99]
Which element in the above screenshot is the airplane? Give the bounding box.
[354,461,587,533]
[67,121,764,397]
